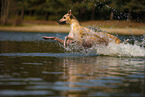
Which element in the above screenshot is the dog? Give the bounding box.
[43,10,121,48]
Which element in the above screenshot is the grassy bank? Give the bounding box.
[0,20,145,35]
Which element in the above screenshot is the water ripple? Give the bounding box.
[0,90,53,96]
[0,53,98,57]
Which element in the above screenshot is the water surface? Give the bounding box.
[0,31,145,97]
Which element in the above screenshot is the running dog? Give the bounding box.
[42,10,121,47]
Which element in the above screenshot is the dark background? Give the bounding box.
[0,0,145,25]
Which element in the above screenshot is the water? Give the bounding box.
[0,31,145,97]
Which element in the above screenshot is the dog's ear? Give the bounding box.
[68,10,71,16]
[68,10,74,19]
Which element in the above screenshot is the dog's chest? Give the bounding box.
[69,24,80,36]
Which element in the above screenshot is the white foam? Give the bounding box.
[96,43,145,57]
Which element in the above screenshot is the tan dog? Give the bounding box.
[43,10,121,48]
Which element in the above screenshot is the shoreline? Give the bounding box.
[0,25,144,35]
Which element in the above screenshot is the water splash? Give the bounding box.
[64,28,145,57]
[96,43,145,57]
[65,42,145,57]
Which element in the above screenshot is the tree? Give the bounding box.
[0,0,145,25]
[0,0,10,25]
[123,0,145,21]
[0,0,29,25]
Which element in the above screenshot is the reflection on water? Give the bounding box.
[0,56,144,97]
[0,31,145,97]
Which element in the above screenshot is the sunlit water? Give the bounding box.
[0,31,145,97]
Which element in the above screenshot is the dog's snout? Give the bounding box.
[57,19,66,25]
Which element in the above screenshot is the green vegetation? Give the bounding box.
[0,0,145,25]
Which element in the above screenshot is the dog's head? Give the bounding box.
[57,10,74,25]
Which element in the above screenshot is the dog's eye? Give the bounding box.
[63,17,66,19]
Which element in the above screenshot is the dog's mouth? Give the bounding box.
[57,20,66,25]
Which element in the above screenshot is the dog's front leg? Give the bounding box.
[64,36,74,47]
[64,36,68,47]
[42,36,64,43]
